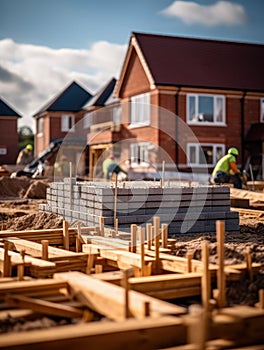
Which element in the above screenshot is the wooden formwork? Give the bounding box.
[0,218,263,349]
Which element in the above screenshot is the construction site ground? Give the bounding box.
[0,176,264,347]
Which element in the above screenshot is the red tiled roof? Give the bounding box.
[133,32,264,91]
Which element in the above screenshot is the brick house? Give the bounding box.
[0,97,21,164]
[34,81,92,156]
[91,32,264,178]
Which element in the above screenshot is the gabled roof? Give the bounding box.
[0,97,21,118]
[83,78,118,109]
[34,81,93,116]
[116,32,264,95]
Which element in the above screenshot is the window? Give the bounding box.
[261,98,264,123]
[187,94,225,125]
[130,142,149,166]
[37,117,43,135]
[0,147,7,155]
[130,93,150,126]
[61,114,75,132]
[187,143,225,167]
[83,113,93,129]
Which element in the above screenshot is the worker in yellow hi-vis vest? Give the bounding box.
[211,147,242,189]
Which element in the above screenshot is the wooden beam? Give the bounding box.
[54,271,186,321]
[0,316,186,350]
[5,294,83,319]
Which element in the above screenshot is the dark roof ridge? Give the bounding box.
[0,96,22,118]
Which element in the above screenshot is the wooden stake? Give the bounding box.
[86,246,95,275]
[63,220,70,250]
[161,223,168,248]
[161,160,165,188]
[201,241,210,312]
[69,161,73,210]
[146,223,152,250]
[153,216,160,274]
[17,264,24,281]
[95,264,103,274]
[115,218,118,235]
[131,224,137,253]
[3,241,11,277]
[245,247,253,282]
[216,220,226,308]
[76,223,82,252]
[186,252,193,273]
[41,240,49,260]
[140,227,145,277]
[122,269,130,319]
[114,174,118,232]
[257,289,264,309]
[99,217,105,237]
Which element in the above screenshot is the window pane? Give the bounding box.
[198,96,213,122]
[216,97,224,122]
[188,96,195,122]
[189,146,196,164]
[216,146,224,162]
[199,146,213,164]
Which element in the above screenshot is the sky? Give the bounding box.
[0,0,264,131]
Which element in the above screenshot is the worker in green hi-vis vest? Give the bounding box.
[102,154,127,180]
[211,147,242,189]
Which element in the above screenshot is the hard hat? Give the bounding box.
[26,144,33,151]
[228,147,239,156]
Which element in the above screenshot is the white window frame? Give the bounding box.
[37,117,43,135]
[187,94,226,125]
[261,98,264,123]
[130,142,150,167]
[187,143,225,167]
[130,93,150,127]
[61,114,75,132]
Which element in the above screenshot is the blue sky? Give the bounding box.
[0,0,263,129]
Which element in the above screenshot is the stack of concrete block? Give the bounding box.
[40,180,239,234]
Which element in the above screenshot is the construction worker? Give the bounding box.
[102,155,127,180]
[16,144,34,165]
[211,147,242,189]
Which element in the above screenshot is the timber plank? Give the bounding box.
[54,271,186,320]
[5,294,83,319]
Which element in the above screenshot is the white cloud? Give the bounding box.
[161,1,247,26]
[0,38,127,130]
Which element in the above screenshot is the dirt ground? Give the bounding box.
[0,177,264,309]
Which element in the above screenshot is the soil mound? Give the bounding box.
[0,177,50,199]
[5,211,63,231]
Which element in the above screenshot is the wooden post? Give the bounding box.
[146,223,152,250]
[115,218,118,235]
[69,161,73,210]
[63,220,70,251]
[216,220,226,308]
[95,264,103,274]
[153,216,160,274]
[110,229,116,238]
[161,223,168,248]
[86,246,94,275]
[257,289,264,309]
[161,160,165,188]
[245,247,253,282]
[122,269,130,319]
[18,249,26,281]
[41,240,49,260]
[76,223,82,252]
[3,241,11,277]
[131,224,137,253]
[99,217,105,237]
[201,242,210,312]
[114,174,118,233]
[187,252,193,273]
[140,227,145,277]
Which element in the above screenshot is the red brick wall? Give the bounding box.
[119,48,150,98]
[0,117,18,164]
